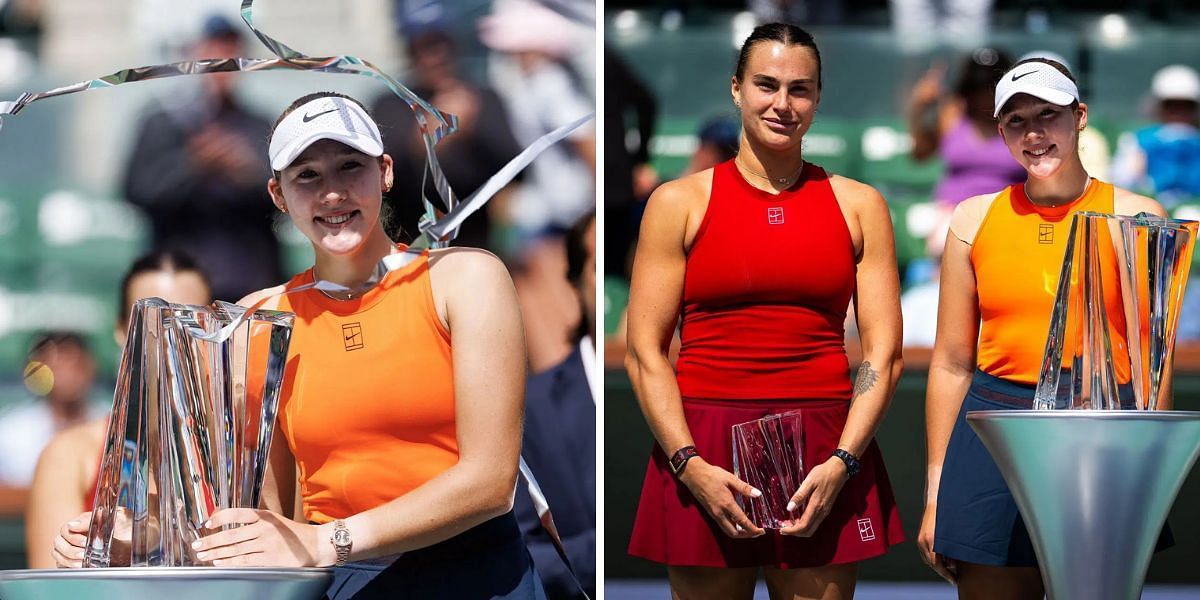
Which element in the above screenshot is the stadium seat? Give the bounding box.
[858,119,943,199]
[803,118,861,180]
[648,117,701,181]
[32,190,148,293]
[604,275,630,337]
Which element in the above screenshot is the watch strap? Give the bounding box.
[669,445,699,477]
[331,519,351,566]
[832,449,861,477]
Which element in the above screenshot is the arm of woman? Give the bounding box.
[196,249,527,566]
[917,227,980,582]
[782,180,902,537]
[626,177,763,540]
[259,418,296,518]
[28,425,92,568]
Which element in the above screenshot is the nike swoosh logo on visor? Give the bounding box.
[302,108,338,122]
[1011,70,1038,81]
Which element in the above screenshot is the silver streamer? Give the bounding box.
[0,0,592,247]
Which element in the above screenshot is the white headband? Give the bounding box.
[993,62,1079,118]
[268,96,383,171]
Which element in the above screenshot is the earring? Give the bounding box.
[735,99,742,108]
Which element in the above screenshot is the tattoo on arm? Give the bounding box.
[853,361,879,400]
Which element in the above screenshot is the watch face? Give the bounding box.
[333,529,352,546]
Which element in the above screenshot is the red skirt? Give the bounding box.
[627,398,905,568]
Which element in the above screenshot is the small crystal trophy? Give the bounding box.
[731,411,805,529]
[1034,212,1197,411]
[84,299,294,567]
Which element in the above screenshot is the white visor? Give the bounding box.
[268,96,384,171]
[993,61,1079,118]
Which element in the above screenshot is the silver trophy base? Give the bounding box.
[0,567,333,600]
[967,410,1200,600]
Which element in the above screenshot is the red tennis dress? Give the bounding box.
[627,160,904,567]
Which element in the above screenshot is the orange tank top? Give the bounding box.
[972,180,1131,384]
[272,251,456,523]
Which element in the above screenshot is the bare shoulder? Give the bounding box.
[1113,187,1167,217]
[827,174,888,214]
[952,192,1001,220]
[39,419,104,466]
[237,285,287,310]
[428,247,513,289]
[646,169,712,214]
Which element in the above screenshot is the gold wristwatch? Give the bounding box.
[330,519,352,566]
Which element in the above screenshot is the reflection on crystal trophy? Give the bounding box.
[85,298,294,567]
[1034,211,1197,410]
[969,212,1200,600]
[731,411,804,529]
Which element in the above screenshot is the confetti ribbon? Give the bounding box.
[0,0,591,246]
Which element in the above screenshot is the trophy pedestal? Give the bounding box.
[967,411,1200,600]
[0,567,332,600]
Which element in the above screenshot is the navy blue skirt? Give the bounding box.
[934,370,1172,567]
[323,511,547,600]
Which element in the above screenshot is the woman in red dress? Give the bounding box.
[625,23,905,599]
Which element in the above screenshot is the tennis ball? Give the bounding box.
[23,360,54,396]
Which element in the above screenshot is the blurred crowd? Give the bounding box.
[603,5,1200,369]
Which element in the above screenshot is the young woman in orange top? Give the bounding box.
[53,92,542,599]
[919,58,1167,599]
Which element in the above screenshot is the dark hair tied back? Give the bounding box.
[734,22,822,90]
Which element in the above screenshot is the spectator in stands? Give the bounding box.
[908,48,1023,207]
[682,117,740,177]
[479,0,596,372]
[25,250,211,568]
[891,0,993,51]
[1111,64,1200,207]
[604,46,658,277]
[749,0,848,26]
[0,332,101,516]
[372,8,523,253]
[122,14,281,302]
[515,213,596,600]
[907,48,1023,263]
[479,0,595,245]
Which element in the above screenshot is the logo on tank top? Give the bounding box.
[342,322,364,351]
[857,518,875,542]
[1039,223,1054,244]
[767,206,784,225]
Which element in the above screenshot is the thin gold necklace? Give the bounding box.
[734,154,805,187]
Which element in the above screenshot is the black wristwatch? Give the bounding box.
[669,445,699,478]
[832,449,861,477]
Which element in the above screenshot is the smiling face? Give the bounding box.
[731,41,820,152]
[998,94,1087,179]
[268,139,393,257]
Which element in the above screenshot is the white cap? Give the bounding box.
[993,61,1080,118]
[268,96,383,171]
[1151,65,1200,102]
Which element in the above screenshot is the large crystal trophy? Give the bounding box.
[85,298,294,567]
[731,411,804,529]
[1034,211,1197,410]
[968,212,1200,600]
